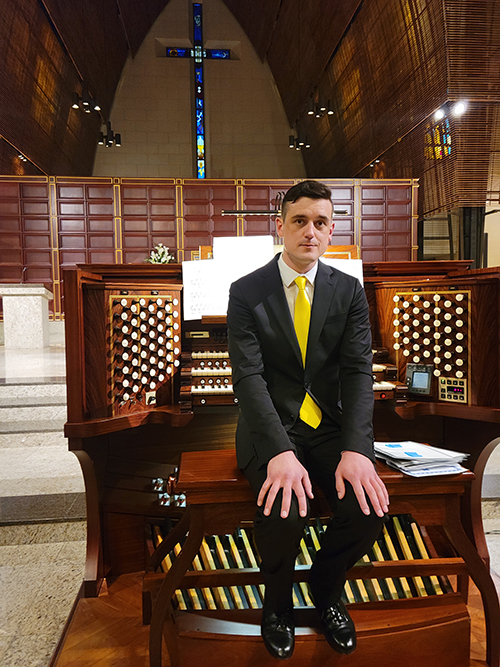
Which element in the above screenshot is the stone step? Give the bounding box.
[0,402,67,422]
[0,444,85,524]
[0,431,67,448]
[0,396,66,408]
[0,420,66,434]
[0,379,66,400]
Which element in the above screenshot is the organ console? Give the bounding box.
[59,259,500,667]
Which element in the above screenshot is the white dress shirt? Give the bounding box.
[278,252,318,319]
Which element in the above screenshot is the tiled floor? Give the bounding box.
[0,521,86,666]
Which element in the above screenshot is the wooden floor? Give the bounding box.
[52,571,499,667]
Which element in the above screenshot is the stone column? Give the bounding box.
[0,284,54,349]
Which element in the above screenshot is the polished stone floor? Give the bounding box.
[0,342,499,666]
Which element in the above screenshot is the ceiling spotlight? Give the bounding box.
[99,120,122,147]
[289,135,295,149]
[307,99,314,116]
[93,100,101,112]
[452,101,467,116]
[305,138,311,149]
[433,108,445,121]
[71,92,80,109]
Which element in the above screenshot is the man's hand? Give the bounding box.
[257,450,314,519]
[335,451,389,518]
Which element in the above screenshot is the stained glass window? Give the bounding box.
[425,118,452,160]
[164,3,231,178]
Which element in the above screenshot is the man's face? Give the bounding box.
[276,196,334,273]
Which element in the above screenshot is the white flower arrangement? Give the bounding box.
[145,243,175,264]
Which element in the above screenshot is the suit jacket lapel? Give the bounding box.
[307,261,337,368]
[261,256,303,367]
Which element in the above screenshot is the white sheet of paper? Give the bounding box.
[212,236,274,279]
[182,236,275,320]
[319,258,364,285]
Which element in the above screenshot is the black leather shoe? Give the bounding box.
[319,601,356,654]
[261,606,295,660]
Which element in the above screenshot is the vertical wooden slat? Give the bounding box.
[176,181,184,262]
[48,176,61,318]
[114,179,123,264]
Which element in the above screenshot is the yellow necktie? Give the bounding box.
[294,276,322,429]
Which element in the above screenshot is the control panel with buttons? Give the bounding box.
[439,376,468,403]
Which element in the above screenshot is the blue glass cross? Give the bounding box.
[165,3,230,179]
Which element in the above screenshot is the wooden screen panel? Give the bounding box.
[329,181,355,246]
[121,181,177,264]
[0,182,23,282]
[19,183,53,289]
[182,181,237,259]
[241,181,290,237]
[57,181,115,270]
[360,183,413,262]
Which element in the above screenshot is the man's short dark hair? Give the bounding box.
[281,180,332,220]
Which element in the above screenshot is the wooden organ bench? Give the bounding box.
[144,449,500,667]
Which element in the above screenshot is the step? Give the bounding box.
[0,436,85,524]
[0,431,68,448]
[0,419,66,434]
[0,403,67,422]
[0,378,66,399]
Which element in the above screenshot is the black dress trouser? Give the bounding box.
[242,418,386,614]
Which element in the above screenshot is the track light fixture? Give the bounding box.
[72,83,101,113]
[307,98,334,119]
[288,135,310,150]
[18,153,28,162]
[99,121,122,147]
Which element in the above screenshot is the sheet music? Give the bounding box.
[182,236,274,320]
[183,241,363,319]
[320,257,364,285]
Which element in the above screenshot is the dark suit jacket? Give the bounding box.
[227,254,375,470]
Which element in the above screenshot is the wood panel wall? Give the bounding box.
[0,176,418,318]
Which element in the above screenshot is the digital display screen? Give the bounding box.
[412,371,430,390]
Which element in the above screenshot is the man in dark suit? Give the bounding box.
[227,180,389,660]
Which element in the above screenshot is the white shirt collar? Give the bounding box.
[278,252,318,288]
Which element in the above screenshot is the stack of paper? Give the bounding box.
[374,441,469,477]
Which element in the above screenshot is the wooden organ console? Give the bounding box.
[60,260,500,667]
